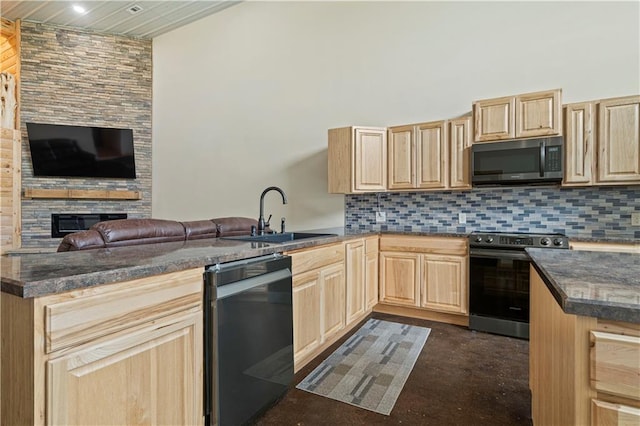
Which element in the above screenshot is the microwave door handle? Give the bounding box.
[539,140,546,177]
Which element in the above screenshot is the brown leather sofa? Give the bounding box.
[57,217,258,252]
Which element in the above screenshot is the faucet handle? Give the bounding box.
[265,214,272,227]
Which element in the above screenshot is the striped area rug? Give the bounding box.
[296,318,430,415]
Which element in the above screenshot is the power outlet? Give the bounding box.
[458,212,467,224]
[376,211,386,223]
[632,212,640,226]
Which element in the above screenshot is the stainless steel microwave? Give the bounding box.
[471,136,563,185]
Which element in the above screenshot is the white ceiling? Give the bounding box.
[0,1,241,39]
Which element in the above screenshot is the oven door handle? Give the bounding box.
[469,248,530,261]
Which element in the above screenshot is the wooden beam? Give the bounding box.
[22,188,142,200]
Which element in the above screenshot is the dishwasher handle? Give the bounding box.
[216,268,291,299]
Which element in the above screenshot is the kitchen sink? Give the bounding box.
[222,232,338,244]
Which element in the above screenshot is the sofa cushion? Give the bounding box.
[182,220,218,240]
[57,230,106,252]
[92,218,186,247]
[213,217,258,237]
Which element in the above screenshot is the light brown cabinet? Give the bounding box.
[474,89,562,142]
[365,236,379,310]
[420,254,467,314]
[345,239,366,326]
[388,121,448,190]
[328,126,387,194]
[387,117,471,191]
[289,238,377,371]
[1,268,204,426]
[529,267,640,426]
[290,243,345,368]
[563,95,640,186]
[598,95,640,184]
[378,235,468,316]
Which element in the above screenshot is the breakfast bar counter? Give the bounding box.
[526,247,640,323]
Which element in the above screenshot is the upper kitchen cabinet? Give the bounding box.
[388,121,448,190]
[473,89,562,142]
[563,101,596,185]
[328,126,387,194]
[563,95,640,186]
[598,95,640,184]
[387,117,471,191]
[448,116,472,189]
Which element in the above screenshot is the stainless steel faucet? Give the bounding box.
[258,186,288,235]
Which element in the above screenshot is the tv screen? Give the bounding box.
[26,122,136,179]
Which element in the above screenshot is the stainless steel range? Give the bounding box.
[468,231,569,339]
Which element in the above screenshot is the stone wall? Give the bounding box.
[19,22,152,248]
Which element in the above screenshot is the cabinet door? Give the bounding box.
[379,252,420,307]
[597,96,640,184]
[563,102,596,186]
[293,270,321,364]
[388,125,415,189]
[365,237,379,310]
[420,254,467,314]
[591,400,640,426]
[354,127,387,191]
[416,121,447,189]
[47,310,202,426]
[474,96,515,142]
[320,262,346,341]
[449,116,472,189]
[515,89,562,138]
[345,240,366,325]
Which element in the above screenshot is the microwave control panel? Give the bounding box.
[546,146,562,172]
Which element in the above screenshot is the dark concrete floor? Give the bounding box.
[255,312,532,426]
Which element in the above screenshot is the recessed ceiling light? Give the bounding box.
[127,4,144,14]
[72,4,87,14]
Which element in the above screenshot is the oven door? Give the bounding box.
[469,248,531,324]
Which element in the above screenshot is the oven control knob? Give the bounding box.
[553,238,564,247]
[540,237,551,246]
[485,237,494,243]
[474,236,482,243]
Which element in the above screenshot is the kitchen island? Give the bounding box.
[527,248,640,426]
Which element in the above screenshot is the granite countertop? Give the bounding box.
[526,248,640,324]
[1,228,473,298]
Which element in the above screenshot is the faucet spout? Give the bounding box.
[258,186,288,235]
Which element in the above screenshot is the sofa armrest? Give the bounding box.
[57,230,106,252]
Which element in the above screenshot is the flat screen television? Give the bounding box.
[26,122,136,179]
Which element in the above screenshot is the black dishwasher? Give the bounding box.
[204,254,293,426]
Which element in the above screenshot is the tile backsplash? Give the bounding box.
[345,186,640,240]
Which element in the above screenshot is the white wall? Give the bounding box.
[152,1,640,228]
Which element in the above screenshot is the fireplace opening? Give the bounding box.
[51,213,127,237]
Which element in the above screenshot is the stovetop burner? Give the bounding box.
[469,231,569,249]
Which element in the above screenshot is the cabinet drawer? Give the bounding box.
[380,235,467,255]
[591,399,640,426]
[44,268,203,354]
[590,331,640,400]
[288,243,344,274]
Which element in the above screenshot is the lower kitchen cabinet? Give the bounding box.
[345,239,366,325]
[421,254,467,314]
[529,267,640,426]
[365,236,379,310]
[289,243,345,370]
[288,238,377,372]
[378,235,469,323]
[1,268,204,426]
[47,310,202,425]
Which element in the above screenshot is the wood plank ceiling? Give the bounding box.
[0,1,241,39]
